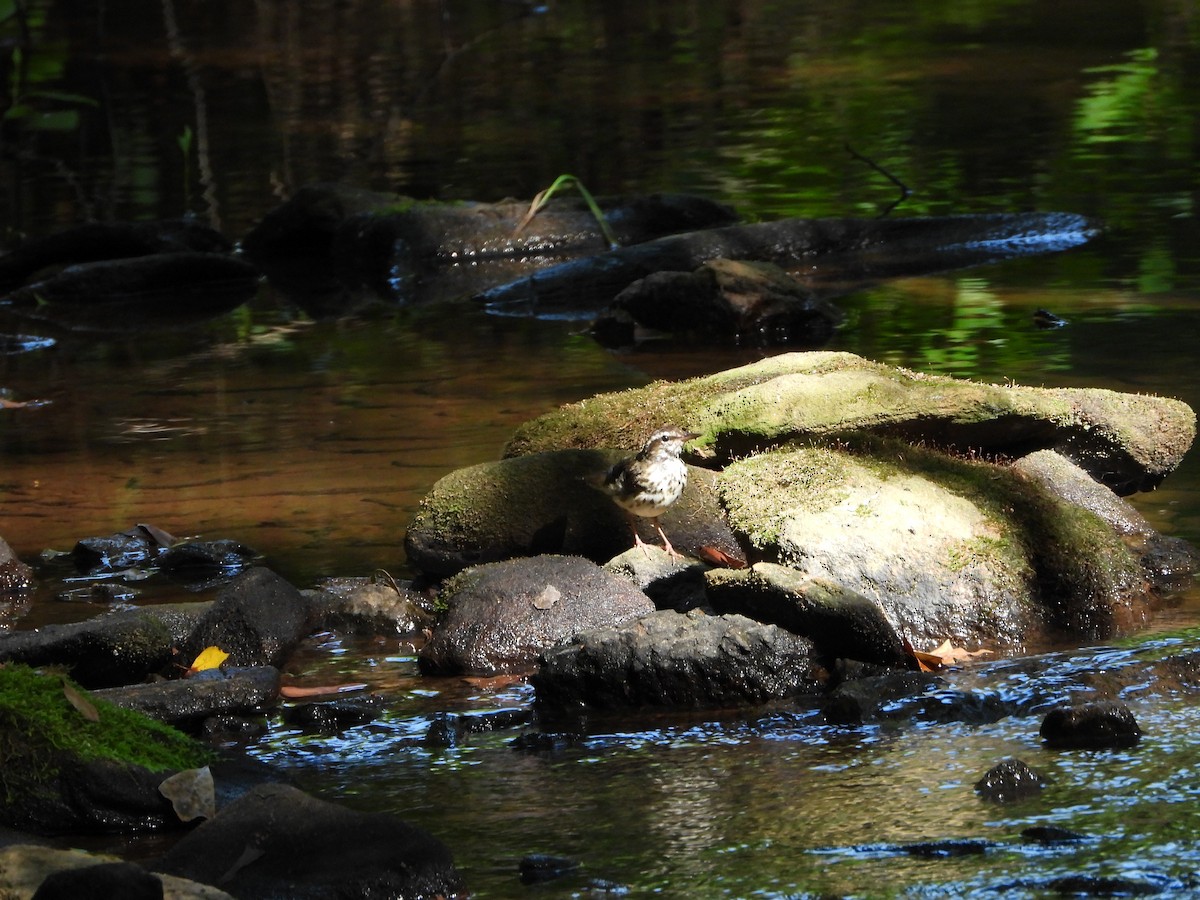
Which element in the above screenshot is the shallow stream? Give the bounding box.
[4,2,1200,896]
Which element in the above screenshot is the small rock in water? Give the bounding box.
[1020,825,1089,845]
[1039,699,1141,749]
[519,853,580,884]
[974,757,1050,803]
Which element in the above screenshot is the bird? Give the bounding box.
[597,427,699,557]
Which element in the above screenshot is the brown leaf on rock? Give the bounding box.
[532,585,561,610]
[695,546,747,568]
[911,638,994,670]
[61,678,100,722]
[279,682,368,699]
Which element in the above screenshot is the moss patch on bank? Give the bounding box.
[0,664,213,805]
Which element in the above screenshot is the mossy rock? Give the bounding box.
[716,440,1150,648]
[0,664,213,833]
[504,351,1195,495]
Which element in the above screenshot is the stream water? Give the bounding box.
[3,1,1200,896]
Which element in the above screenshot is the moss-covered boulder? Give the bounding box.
[404,448,742,578]
[402,351,1197,657]
[715,440,1151,648]
[505,351,1195,495]
[0,665,213,833]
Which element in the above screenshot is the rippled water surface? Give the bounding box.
[4,1,1200,896]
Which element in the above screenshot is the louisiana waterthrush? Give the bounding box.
[599,427,699,557]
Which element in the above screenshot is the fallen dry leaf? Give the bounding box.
[912,638,994,670]
[695,546,748,569]
[532,585,560,610]
[61,678,100,722]
[278,682,368,699]
[159,765,216,822]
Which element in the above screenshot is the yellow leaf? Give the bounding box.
[188,645,229,675]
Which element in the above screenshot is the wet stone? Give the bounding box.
[1039,699,1142,749]
[974,757,1050,803]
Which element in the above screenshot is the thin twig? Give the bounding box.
[845,143,910,217]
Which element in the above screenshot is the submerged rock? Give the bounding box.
[1039,699,1142,749]
[419,555,654,675]
[591,257,845,347]
[974,757,1050,803]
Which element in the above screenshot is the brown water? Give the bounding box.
[4,1,1200,896]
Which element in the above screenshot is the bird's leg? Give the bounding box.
[654,521,681,558]
[629,518,653,556]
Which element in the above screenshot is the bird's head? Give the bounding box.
[641,428,700,458]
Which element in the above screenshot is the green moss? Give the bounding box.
[718,444,852,549]
[0,664,213,802]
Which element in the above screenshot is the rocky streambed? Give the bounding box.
[2,350,1199,898]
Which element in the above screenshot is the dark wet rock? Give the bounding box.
[405,447,741,579]
[533,608,826,712]
[31,860,164,900]
[591,257,844,347]
[1020,825,1089,845]
[821,670,939,725]
[705,563,908,666]
[478,212,1097,317]
[242,182,737,304]
[153,783,463,900]
[4,253,259,331]
[158,539,260,581]
[308,576,436,634]
[243,182,736,263]
[603,546,713,612]
[0,535,34,593]
[92,667,281,729]
[72,530,161,573]
[1012,875,1164,896]
[0,219,232,291]
[509,730,582,754]
[419,555,654,675]
[1040,699,1142,749]
[424,708,533,747]
[974,757,1050,803]
[178,568,315,671]
[282,695,385,734]
[201,714,270,745]
[893,839,993,858]
[0,604,208,689]
[519,853,581,884]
